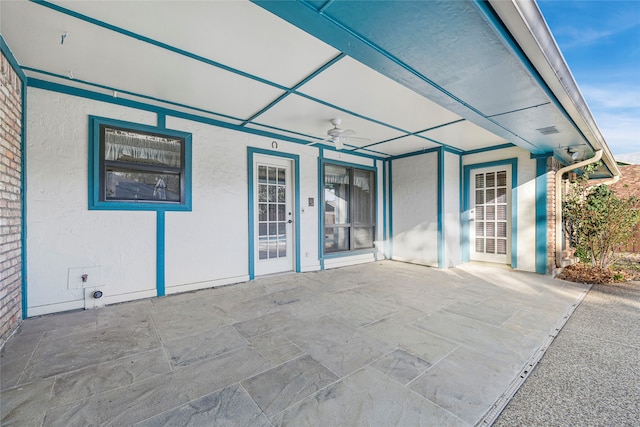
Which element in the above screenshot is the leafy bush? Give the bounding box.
[563,165,640,269]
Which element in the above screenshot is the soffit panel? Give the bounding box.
[51,0,340,88]
[297,56,462,133]
[493,104,587,157]
[420,121,509,151]
[366,136,441,157]
[318,0,550,117]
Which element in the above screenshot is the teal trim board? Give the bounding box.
[388,161,394,260]
[462,158,518,267]
[247,148,301,280]
[382,159,387,258]
[87,115,193,212]
[318,148,325,270]
[535,154,552,274]
[156,210,166,296]
[437,147,444,268]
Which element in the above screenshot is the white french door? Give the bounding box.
[470,166,511,264]
[254,155,294,276]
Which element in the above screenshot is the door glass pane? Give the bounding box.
[486,238,496,254]
[486,205,495,220]
[486,172,495,188]
[268,186,276,202]
[259,240,268,260]
[258,185,267,202]
[497,171,507,187]
[278,205,286,221]
[268,167,276,184]
[277,168,285,185]
[258,166,267,184]
[259,223,267,237]
[277,186,285,203]
[497,239,507,254]
[268,204,276,221]
[269,223,277,236]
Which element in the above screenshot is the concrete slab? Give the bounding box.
[1,261,589,426]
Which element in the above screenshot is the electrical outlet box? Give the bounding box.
[68,266,103,290]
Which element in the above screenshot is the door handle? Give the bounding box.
[287,220,293,224]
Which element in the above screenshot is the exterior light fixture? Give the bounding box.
[567,148,579,161]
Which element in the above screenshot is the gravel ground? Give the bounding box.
[494,280,640,426]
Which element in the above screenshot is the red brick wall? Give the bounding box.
[0,51,23,345]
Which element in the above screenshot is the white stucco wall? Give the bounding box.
[443,151,461,267]
[391,152,439,267]
[462,146,537,272]
[25,87,389,315]
[26,88,158,316]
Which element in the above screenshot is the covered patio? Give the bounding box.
[1,261,588,426]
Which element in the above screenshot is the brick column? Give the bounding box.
[546,158,560,275]
[0,51,23,345]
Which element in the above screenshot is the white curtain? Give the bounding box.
[105,129,181,168]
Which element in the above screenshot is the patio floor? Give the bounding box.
[0,261,589,426]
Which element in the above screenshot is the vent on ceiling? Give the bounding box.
[536,126,560,135]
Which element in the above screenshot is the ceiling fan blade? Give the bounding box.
[334,138,345,150]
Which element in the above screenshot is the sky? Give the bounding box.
[537,0,640,155]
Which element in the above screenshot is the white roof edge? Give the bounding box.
[489,0,620,178]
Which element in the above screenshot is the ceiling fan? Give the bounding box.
[308,118,366,150]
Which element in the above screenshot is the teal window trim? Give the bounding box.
[88,116,192,211]
[462,158,518,267]
[247,147,301,280]
[320,158,378,260]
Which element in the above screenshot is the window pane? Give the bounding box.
[104,127,181,168]
[105,170,180,202]
[324,165,350,226]
[353,169,374,225]
[353,227,374,249]
[324,226,349,253]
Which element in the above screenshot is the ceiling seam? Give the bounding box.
[353,119,468,153]
[241,53,346,126]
